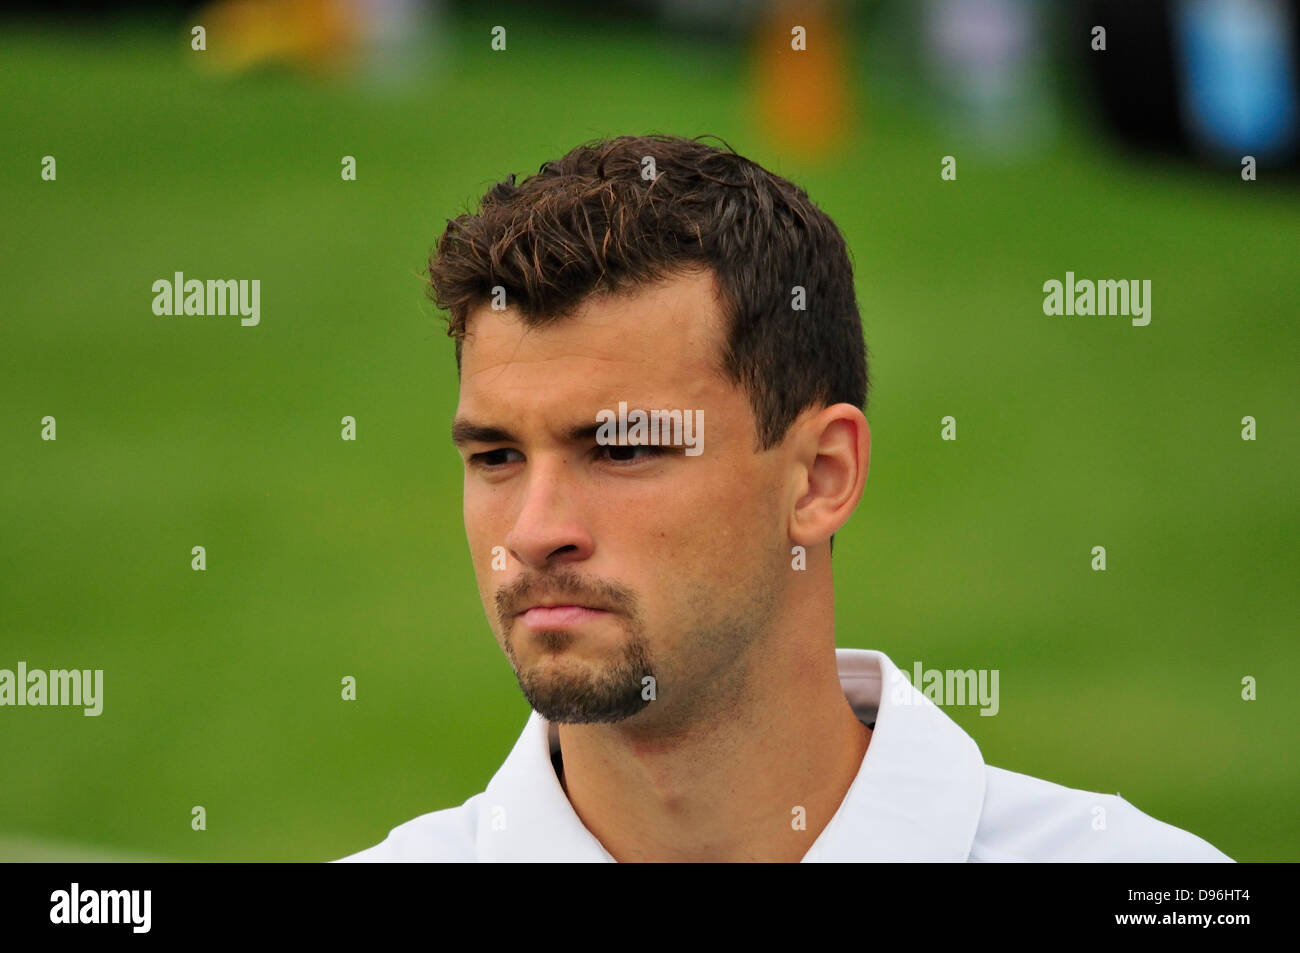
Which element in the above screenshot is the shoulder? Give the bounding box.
[332,795,483,862]
[970,765,1233,862]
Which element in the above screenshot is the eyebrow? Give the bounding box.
[451,418,604,447]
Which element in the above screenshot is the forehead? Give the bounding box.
[458,269,731,408]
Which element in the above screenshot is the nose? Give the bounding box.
[503,455,595,570]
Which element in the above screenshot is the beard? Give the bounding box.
[509,627,656,723]
[496,568,656,724]
[493,553,781,726]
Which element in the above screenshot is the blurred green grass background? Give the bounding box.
[1,12,1296,861]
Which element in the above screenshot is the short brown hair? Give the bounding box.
[428,133,868,450]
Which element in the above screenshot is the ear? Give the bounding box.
[788,404,870,548]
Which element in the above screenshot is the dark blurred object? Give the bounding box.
[1077,0,1300,172]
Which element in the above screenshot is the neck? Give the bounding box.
[554,639,870,862]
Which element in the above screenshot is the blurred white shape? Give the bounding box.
[923,0,1056,156]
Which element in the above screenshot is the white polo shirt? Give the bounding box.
[336,648,1232,862]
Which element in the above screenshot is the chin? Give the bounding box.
[514,657,651,724]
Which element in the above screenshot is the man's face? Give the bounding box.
[453,268,792,727]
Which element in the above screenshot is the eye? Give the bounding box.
[469,448,523,468]
[599,444,669,464]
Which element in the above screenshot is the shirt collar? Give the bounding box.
[475,648,986,861]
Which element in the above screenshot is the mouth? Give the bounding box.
[515,604,611,628]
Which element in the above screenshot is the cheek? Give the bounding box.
[710,458,780,525]
[463,489,503,584]
[650,464,774,567]
[463,477,507,536]
[720,480,787,590]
